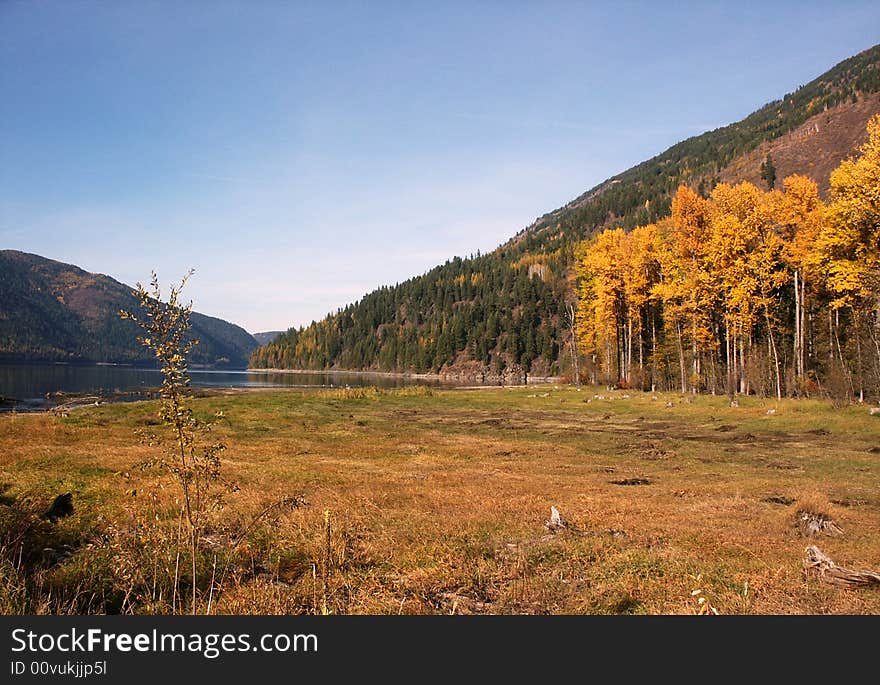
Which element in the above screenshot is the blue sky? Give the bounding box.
[2,1,879,332]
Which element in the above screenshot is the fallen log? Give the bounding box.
[804,546,880,588]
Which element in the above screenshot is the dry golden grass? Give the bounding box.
[1,385,879,614]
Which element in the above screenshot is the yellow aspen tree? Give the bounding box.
[768,174,825,390]
[656,186,714,393]
[576,228,628,387]
[817,114,880,400]
[709,182,774,397]
[621,223,662,390]
[755,188,788,399]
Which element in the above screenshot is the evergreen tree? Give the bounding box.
[760,154,777,190]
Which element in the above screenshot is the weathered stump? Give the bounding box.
[544,506,566,532]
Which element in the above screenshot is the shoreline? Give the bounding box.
[247,367,564,385]
[0,373,564,414]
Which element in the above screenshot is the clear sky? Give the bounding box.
[2,1,878,333]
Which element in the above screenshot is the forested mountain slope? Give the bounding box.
[0,251,258,367]
[253,44,880,379]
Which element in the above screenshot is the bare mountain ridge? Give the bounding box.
[719,91,880,193]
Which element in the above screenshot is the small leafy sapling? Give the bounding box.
[119,270,232,614]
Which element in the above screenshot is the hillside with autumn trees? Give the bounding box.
[251,44,880,394]
[577,114,880,400]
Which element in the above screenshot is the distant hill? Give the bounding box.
[251,44,880,378]
[252,331,284,346]
[0,251,258,367]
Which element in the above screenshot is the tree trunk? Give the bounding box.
[650,310,657,392]
[800,276,807,380]
[627,317,633,385]
[829,309,835,369]
[763,293,782,400]
[566,304,580,388]
[726,319,734,403]
[855,310,864,403]
[676,320,687,393]
[870,301,880,395]
[794,270,802,388]
[745,331,752,396]
[834,309,854,398]
[638,308,645,391]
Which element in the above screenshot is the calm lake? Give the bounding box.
[0,363,451,411]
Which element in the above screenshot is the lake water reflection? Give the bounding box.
[0,363,452,410]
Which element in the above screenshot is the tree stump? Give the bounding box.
[43,492,74,522]
[544,506,566,532]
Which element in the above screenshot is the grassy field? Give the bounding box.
[2,384,879,614]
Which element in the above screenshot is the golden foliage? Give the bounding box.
[575,114,880,396]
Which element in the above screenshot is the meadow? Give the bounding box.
[2,385,879,614]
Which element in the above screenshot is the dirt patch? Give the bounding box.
[642,442,673,460]
[831,498,867,508]
[766,461,799,470]
[610,478,652,486]
[715,424,736,432]
[763,495,795,506]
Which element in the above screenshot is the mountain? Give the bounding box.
[252,331,284,346]
[252,44,880,379]
[0,251,258,367]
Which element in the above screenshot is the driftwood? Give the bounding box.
[797,511,843,537]
[804,546,880,588]
[49,396,104,413]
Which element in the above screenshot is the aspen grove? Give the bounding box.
[576,115,880,401]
